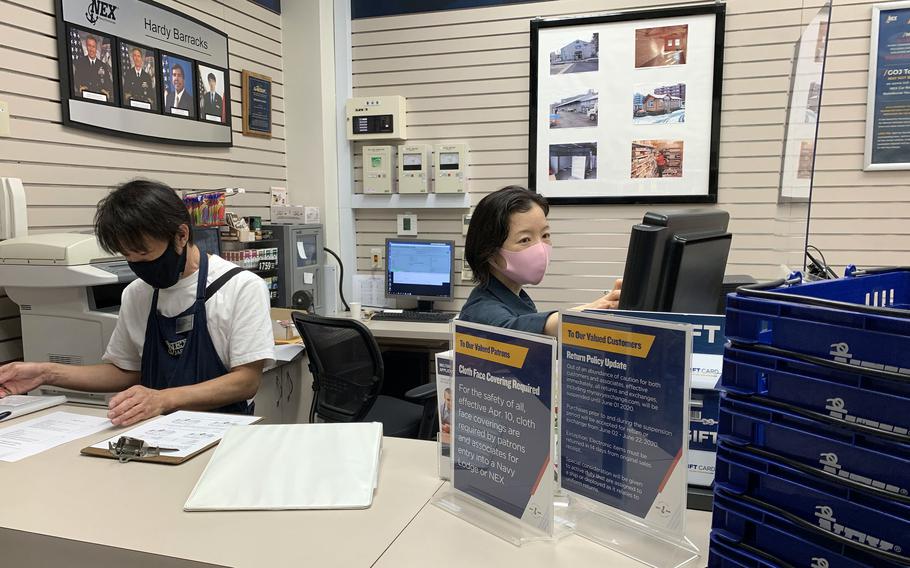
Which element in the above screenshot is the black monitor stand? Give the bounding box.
[416,300,436,312]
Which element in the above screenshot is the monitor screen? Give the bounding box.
[295,233,318,268]
[402,153,423,171]
[386,239,454,299]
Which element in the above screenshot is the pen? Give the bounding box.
[0,411,12,421]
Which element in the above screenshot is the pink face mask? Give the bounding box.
[497,242,551,286]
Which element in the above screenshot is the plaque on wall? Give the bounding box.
[242,70,273,139]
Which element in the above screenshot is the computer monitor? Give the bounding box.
[192,226,222,257]
[385,238,454,311]
[618,209,731,314]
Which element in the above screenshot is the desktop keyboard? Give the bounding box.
[370,310,456,323]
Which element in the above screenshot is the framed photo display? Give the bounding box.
[56,0,232,146]
[530,4,725,205]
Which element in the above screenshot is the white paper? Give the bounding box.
[184,422,383,511]
[90,411,259,459]
[270,186,288,206]
[303,272,314,285]
[82,91,107,102]
[296,242,307,260]
[274,344,304,362]
[354,274,393,308]
[0,411,112,462]
[0,394,66,420]
[305,206,321,224]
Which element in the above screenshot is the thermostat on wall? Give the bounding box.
[397,213,418,236]
[345,96,407,141]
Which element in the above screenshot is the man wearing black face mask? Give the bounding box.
[0,180,275,427]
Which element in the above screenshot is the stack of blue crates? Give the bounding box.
[708,268,910,568]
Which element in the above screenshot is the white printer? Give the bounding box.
[0,233,136,403]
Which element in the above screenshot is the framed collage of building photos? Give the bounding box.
[56,0,233,146]
[530,5,725,205]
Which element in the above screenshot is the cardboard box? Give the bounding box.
[270,308,299,341]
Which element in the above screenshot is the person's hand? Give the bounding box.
[442,423,451,434]
[574,278,623,311]
[0,362,49,397]
[108,385,170,427]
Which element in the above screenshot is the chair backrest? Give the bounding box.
[291,312,384,423]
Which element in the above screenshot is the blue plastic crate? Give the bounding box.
[711,490,907,568]
[718,396,910,500]
[707,533,780,568]
[722,345,910,439]
[726,269,910,373]
[715,442,910,559]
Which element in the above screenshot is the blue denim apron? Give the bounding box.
[140,253,249,414]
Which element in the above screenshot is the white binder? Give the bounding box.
[0,395,66,420]
[184,422,384,511]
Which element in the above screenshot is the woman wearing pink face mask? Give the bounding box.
[460,186,622,336]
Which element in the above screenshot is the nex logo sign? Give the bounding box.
[86,0,117,25]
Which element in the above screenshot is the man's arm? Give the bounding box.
[106,361,264,427]
[0,361,139,396]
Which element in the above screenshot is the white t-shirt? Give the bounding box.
[103,254,275,373]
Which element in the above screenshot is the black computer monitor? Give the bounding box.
[618,209,731,314]
[192,226,222,257]
[385,238,454,311]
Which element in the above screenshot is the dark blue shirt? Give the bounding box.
[459,276,555,334]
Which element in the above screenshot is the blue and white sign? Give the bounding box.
[452,321,556,534]
[560,312,691,534]
[612,311,724,488]
[865,2,910,169]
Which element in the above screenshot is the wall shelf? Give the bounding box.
[351,193,471,209]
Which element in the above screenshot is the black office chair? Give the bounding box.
[291,312,438,439]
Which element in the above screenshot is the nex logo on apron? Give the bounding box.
[166,338,188,357]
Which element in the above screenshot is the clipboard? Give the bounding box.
[80,410,262,465]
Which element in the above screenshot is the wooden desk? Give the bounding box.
[375,486,713,568]
[0,406,443,568]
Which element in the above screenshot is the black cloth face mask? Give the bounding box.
[128,242,188,289]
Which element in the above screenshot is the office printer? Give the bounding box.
[0,233,135,404]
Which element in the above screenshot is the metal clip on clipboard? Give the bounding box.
[108,436,179,463]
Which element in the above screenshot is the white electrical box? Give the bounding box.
[397,213,418,236]
[362,145,394,194]
[397,144,429,194]
[345,96,407,141]
[434,143,468,193]
[461,258,474,282]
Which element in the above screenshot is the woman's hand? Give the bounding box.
[574,278,623,311]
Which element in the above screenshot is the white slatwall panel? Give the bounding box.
[0,0,286,362]
[351,0,832,312]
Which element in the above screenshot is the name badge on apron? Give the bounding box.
[176,314,194,335]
